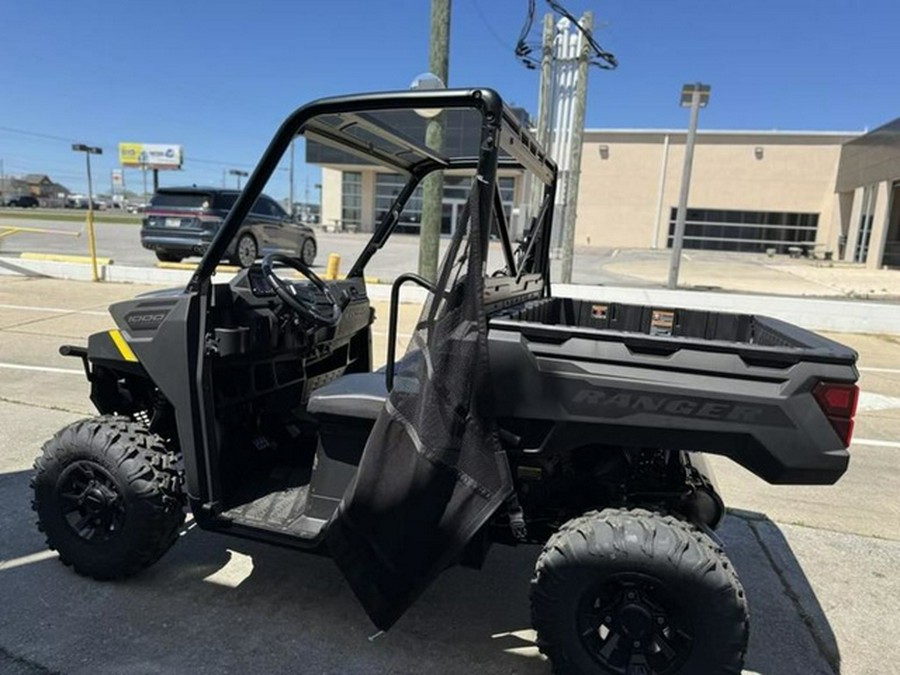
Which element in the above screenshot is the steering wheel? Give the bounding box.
[261,253,342,327]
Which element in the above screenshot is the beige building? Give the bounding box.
[313,118,900,269]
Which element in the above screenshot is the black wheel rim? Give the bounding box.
[56,461,125,543]
[238,235,257,267]
[577,573,693,675]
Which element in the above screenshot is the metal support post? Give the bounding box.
[668,83,710,289]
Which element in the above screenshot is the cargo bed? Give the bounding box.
[491,296,857,367]
[487,295,859,485]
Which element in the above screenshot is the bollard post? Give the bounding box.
[326,253,340,280]
[86,210,99,282]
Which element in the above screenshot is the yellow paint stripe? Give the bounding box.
[20,252,112,265]
[156,261,239,272]
[109,329,138,362]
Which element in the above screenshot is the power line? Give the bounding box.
[515,0,618,71]
[0,125,259,172]
[0,125,84,144]
[470,0,516,52]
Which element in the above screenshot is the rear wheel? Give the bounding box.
[155,251,183,263]
[301,237,317,266]
[31,415,185,580]
[233,232,258,268]
[531,508,748,675]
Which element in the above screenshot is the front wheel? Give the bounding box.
[300,237,317,267]
[531,508,748,675]
[31,415,185,580]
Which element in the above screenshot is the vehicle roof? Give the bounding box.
[155,186,240,194]
[298,87,555,183]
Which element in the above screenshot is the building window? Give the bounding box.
[374,173,517,234]
[341,171,363,227]
[854,184,877,263]
[375,173,421,233]
[666,208,819,254]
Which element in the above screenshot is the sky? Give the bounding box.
[2,0,899,199]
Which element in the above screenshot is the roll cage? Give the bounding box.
[187,88,558,292]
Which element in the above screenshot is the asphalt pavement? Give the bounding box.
[0,277,898,674]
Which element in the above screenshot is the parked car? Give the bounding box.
[6,195,39,208]
[65,195,100,209]
[140,186,317,267]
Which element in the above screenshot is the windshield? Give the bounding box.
[150,191,215,209]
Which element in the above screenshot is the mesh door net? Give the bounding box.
[327,180,513,630]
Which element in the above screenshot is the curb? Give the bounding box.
[20,252,114,265]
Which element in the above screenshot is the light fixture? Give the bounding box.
[680,83,711,108]
[599,144,610,159]
[754,146,764,160]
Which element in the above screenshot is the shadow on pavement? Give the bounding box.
[0,469,839,674]
[0,256,47,277]
[720,509,840,675]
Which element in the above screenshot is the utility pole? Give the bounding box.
[667,83,710,289]
[559,12,593,284]
[289,139,296,218]
[418,0,451,282]
[536,14,556,149]
[525,14,556,229]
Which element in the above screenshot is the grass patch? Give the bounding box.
[0,209,140,225]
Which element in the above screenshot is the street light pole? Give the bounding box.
[72,143,103,282]
[289,139,296,218]
[140,152,148,205]
[314,183,322,224]
[667,83,710,289]
[229,169,249,190]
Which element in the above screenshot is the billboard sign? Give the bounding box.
[111,169,123,186]
[119,142,183,170]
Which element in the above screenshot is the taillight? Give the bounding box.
[813,382,859,447]
[198,216,223,230]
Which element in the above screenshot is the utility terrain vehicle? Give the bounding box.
[33,88,859,675]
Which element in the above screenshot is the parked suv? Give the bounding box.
[140,186,317,267]
[6,195,39,208]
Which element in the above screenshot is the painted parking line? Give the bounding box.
[0,549,57,571]
[852,438,900,449]
[0,303,108,316]
[857,392,900,412]
[859,366,900,374]
[0,362,82,375]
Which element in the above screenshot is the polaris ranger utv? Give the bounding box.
[32,88,859,675]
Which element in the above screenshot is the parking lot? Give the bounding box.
[5,211,900,298]
[0,276,898,674]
